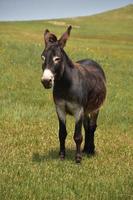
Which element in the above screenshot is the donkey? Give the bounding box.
[41,26,106,163]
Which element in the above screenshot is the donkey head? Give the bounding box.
[41,26,72,89]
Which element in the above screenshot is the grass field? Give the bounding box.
[0,4,133,200]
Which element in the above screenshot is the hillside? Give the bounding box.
[66,4,133,40]
[0,4,133,200]
[0,4,133,42]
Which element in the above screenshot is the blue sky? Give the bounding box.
[0,0,132,21]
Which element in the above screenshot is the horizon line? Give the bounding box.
[0,4,132,23]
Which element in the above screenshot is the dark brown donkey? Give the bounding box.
[41,26,106,163]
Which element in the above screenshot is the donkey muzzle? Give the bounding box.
[41,78,52,89]
[41,69,54,89]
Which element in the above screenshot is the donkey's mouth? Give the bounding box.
[44,84,52,89]
[41,79,53,89]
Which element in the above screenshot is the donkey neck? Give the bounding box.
[63,50,74,67]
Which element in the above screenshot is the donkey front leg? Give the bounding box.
[58,118,67,160]
[56,104,67,160]
[73,109,83,163]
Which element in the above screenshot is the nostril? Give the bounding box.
[49,78,52,83]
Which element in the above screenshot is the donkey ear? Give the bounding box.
[44,29,57,47]
[58,25,72,48]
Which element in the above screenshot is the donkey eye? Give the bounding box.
[41,55,45,62]
[53,56,61,63]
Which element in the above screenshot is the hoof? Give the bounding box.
[83,147,95,155]
[75,154,82,164]
[59,151,65,160]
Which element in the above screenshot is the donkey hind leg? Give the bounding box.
[83,111,99,155]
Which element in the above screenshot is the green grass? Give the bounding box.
[0,4,133,200]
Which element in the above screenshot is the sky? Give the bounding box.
[0,0,132,21]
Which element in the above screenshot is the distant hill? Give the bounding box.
[60,4,133,40]
[39,4,133,42]
[77,4,133,20]
[0,4,132,42]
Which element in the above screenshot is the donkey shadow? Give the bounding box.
[32,148,75,163]
[32,148,97,163]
